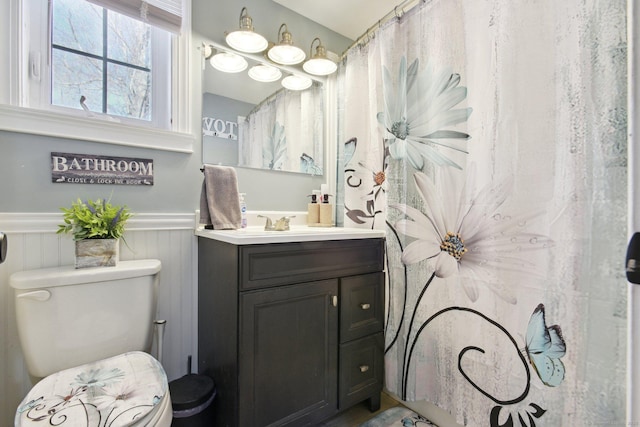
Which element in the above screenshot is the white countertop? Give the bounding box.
[195,225,385,245]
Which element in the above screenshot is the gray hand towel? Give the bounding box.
[199,165,241,230]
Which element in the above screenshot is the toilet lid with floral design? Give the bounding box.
[15,351,168,427]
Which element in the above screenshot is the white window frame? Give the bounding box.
[0,0,194,153]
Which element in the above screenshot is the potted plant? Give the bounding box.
[57,198,132,268]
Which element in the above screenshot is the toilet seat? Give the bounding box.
[15,351,170,427]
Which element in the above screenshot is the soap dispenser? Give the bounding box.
[319,189,333,227]
[307,191,320,225]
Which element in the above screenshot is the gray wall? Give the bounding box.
[0,131,202,213]
[0,127,330,213]
[0,0,352,214]
[192,0,351,59]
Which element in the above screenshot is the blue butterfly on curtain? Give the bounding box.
[489,304,565,427]
[525,303,566,387]
[300,153,323,175]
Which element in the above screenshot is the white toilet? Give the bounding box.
[10,259,172,427]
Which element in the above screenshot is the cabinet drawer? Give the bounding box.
[340,272,384,343]
[240,238,384,290]
[339,333,384,409]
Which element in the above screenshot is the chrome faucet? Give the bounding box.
[274,216,294,231]
[257,215,295,231]
[258,215,273,230]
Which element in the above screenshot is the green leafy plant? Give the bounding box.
[57,198,132,240]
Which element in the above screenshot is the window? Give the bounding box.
[0,0,193,152]
[46,0,170,127]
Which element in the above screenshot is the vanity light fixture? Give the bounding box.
[282,74,312,91]
[248,64,282,82]
[209,51,248,73]
[225,7,269,53]
[303,38,337,76]
[267,23,306,65]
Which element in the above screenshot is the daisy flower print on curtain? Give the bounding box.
[386,166,564,426]
[392,165,553,304]
[343,55,473,228]
[378,56,473,171]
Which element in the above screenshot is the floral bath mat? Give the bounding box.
[360,406,438,427]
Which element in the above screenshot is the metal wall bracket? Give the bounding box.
[627,232,640,284]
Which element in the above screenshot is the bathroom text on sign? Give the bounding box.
[51,152,154,186]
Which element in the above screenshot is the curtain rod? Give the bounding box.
[339,0,423,59]
[247,87,286,117]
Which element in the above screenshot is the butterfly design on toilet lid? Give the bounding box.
[15,351,168,427]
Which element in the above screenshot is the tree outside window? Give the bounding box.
[51,0,153,121]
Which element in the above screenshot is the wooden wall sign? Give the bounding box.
[51,152,154,186]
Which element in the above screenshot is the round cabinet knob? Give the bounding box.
[360,303,371,310]
[359,365,370,373]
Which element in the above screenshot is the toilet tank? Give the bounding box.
[10,259,161,378]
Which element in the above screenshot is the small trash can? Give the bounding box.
[169,374,216,427]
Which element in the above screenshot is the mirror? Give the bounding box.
[202,42,325,176]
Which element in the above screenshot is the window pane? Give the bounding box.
[107,13,151,68]
[52,0,103,56]
[51,49,103,111]
[107,63,151,120]
[49,0,165,124]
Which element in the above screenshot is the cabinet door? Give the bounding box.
[240,279,339,426]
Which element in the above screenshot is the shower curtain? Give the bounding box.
[337,0,628,425]
[238,85,324,174]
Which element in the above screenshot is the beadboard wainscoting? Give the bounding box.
[0,212,198,426]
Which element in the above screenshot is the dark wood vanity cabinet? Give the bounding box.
[198,237,385,427]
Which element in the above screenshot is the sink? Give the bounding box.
[195,225,385,244]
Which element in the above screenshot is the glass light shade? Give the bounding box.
[248,64,282,82]
[225,7,268,53]
[209,52,248,73]
[303,57,337,76]
[282,75,312,91]
[226,30,268,53]
[268,44,306,65]
[267,24,306,65]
